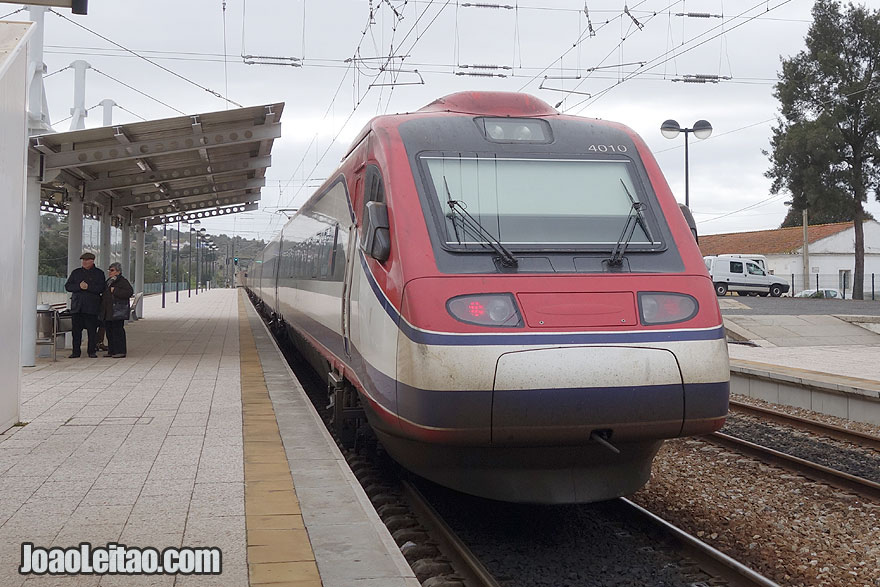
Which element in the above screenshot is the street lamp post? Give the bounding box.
[176,220,180,303]
[660,119,713,209]
[198,228,206,291]
[161,227,167,309]
[188,225,195,298]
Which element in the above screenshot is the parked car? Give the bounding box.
[793,288,844,299]
[704,255,790,297]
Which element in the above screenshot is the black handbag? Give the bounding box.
[111,298,130,320]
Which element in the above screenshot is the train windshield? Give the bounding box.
[421,155,661,249]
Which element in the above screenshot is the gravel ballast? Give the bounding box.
[632,436,880,586]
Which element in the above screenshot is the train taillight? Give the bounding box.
[447,294,523,328]
[638,292,698,326]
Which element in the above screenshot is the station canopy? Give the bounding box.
[30,102,283,227]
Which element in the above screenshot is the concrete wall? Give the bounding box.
[765,222,880,294]
[0,22,33,433]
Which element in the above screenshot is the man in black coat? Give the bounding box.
[64,252,106,358]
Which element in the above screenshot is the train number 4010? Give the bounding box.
[587,144,628,153]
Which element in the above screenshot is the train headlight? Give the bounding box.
[638,292,698,325]
[477,118,551,143]
[447,294,523,327]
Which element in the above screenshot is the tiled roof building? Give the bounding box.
[699,222,852,256]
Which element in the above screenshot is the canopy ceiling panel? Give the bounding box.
[29,102,283,223]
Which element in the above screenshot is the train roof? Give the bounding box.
[342,91,562,160]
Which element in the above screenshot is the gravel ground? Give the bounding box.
[419,482,717,587]
[732,394,880,438]
[720,413,880,483]
[632,438,880,586]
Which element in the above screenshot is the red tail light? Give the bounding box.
[447,294,523,327]
[638,292,698,325]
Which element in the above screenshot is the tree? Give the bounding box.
[766,0,880,299]
[38,214,70,277]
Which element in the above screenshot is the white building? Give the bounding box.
[700,220,880,297]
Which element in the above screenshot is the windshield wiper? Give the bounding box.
[608,180,650,266]
[620,179,653,244]
[443,177,518,268]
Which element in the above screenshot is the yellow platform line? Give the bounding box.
[239,294,323,586]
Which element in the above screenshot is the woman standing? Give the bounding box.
[100,262,134,358]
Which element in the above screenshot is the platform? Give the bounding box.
[726,312,880,425]
[1,289,418,586]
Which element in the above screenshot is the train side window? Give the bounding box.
[363,165,385,213]
[361,165,386,251]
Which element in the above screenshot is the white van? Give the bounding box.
[703,255,790,297]
[721,253,767,272]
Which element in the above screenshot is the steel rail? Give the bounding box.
[708,431,880,501]
[729,399,880,452]
[616,498,780,587]
[401,480,503,587]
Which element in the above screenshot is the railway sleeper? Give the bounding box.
[421,575,465,587]
[412,559,455,582]
[400,542,442,564]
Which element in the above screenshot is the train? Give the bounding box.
[247,91,730,504]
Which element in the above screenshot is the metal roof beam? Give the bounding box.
[42,122,282,170]
[83,155,271,192]
[143,201,259,225]
[132,191,260,219]
[116,177,265,208]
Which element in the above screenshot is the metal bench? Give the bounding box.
[35,303,72,361]
[129,292,144,320]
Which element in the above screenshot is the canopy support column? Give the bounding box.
[134,221,145,319]
[98,205,111,270]
[67,192,83,277]
[20,158,40,367]
[121,221,131,276]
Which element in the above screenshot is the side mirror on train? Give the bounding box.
[678,203,698,243]
[362,201,391,263]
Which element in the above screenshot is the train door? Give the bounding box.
[342,173,364,358]
[274,235,283,315]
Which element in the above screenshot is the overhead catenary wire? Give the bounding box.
[49,8,243,108]
[0,6,24,19]
[90,68,186,115]
[54,101,147,126]
[699,193,788,224]
[515,0,660,93]
[567,0,795,113]
[222,0,229,110]
[279,0,453,211]
[39,46,783,87]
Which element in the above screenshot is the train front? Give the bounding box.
[372,93,729,504]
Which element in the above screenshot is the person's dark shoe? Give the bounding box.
[96,344,108,351]
[112,354,126,358]
[88,353,98,358]
[104,353,113,358]
[68,353,80,359]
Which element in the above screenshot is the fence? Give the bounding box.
[37,275,66,293]
[39,276,186,295]
[143,282,187,294]
[784,273,878,300]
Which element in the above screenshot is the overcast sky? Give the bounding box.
[6,0,880,240]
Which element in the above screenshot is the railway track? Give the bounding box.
[405,479,778,587]
[709,400,880,501]
[729,399,880,451]
[257,299,783,586]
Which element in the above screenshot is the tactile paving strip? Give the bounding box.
[239,294,322,586]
